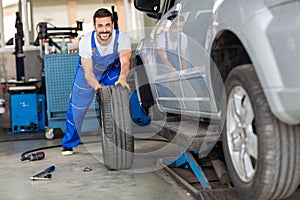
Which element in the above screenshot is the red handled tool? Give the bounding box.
[21,151,45,161]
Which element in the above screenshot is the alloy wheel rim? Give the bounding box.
[226,86,258,182]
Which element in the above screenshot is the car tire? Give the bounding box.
[223,64,300,200]
[99,86,134,170]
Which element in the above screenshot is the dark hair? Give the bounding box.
[93,8,113,24]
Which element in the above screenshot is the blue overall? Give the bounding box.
[62,30,121,148]
[156,32,182,108]
[156,32,182,75]
[165,32,181,71]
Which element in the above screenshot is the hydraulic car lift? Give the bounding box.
[154,120,240,199]
[165,147,212,189]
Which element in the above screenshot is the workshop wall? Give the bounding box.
[0,0,152,84]
[0,50,15,81]
[0,48,40,82]
[31,0,130,40]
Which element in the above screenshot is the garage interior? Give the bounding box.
[0,0,300,200]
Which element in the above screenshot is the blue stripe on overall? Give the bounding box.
[62,30,121,148]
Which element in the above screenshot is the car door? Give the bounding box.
[177,0,221,119]
[152,0,185,112]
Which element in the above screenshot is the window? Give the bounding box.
[1,0,19,46]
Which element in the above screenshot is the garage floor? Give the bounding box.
[0,128,195,200]
[1,107,300,200]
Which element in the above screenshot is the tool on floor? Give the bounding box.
[31,165,55,181]
[82,166,92,172]
[20,151,45,161]
[31,174,52,181]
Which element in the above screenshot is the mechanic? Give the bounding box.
[61,8,132,156]
[156,16,188,73]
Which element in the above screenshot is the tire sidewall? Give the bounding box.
[223,64,278,198]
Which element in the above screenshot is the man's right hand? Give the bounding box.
[114,75,130,90]
[95,84,102,103]
[95,84,102,91]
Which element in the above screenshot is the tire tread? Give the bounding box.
[100,86,134,170]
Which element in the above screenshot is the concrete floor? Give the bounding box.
[1,102,300,200]
[0,130,194,200]
[0,96,194,200]
[0,99,193,200]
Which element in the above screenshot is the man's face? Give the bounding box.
[170,21,184,32]
[94,16,113,42]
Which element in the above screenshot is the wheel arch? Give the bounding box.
[210,30,252,83]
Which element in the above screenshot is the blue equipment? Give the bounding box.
[165,147,212,189]
[44,53,99,135]
[129,91,151,126]
[9,86,46,133]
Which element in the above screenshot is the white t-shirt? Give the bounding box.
[156,31,188,51]
[79,29,131,58]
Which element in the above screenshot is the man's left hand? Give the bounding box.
[115,75,130,90]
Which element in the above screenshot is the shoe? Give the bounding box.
[61,147,73,156]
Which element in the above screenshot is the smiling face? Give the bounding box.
[94,16,114,45]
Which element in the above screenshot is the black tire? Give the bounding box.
[223,64,300,200]
[99,86,134,170]
[134,62,154,113]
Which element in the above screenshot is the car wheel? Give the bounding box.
[99,86,134,170]
[223,64,300,200]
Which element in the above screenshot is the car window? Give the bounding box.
[162,0,176,14]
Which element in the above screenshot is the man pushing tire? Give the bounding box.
[61,7,132,165]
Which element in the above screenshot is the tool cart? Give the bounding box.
[34,20,100,139]
[43,53,99,139]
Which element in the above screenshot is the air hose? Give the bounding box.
[19,138,170,160]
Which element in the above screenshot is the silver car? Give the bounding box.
[133,0,300,199]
